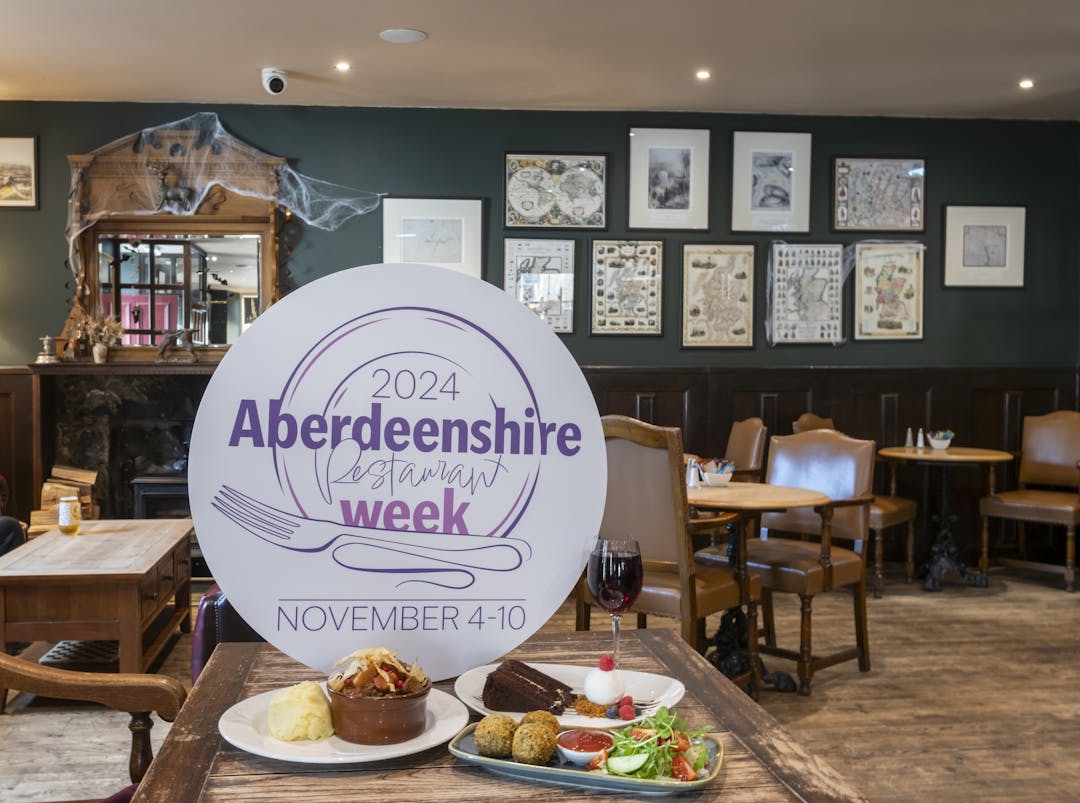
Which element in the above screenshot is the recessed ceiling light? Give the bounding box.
[379,28,428,44]
[335,61,351,72]
[695,69,711,81]
[1018,78,1035,90]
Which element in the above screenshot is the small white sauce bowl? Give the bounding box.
[555,729,614,766]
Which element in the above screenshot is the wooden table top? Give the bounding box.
[134,633,865,802]
[878,446,1013,464]
[688,482,830,512]
[0,519,193,580]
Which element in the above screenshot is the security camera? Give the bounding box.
[261,68,287,95]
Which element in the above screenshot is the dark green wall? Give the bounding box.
[1,101,1077,368]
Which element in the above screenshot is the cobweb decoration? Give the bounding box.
[65,111,383,278]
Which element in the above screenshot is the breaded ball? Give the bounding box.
[474,713,517,758]
[511,722,557,765]
[519,710,559,738]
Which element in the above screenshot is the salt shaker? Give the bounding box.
[916,428,926,448]
[904,427,914,447]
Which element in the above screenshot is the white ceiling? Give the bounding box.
[5,0,1080,120]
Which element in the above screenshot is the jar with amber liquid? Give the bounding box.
[58,496,81,535]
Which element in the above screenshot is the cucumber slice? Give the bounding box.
[605,753,649,775]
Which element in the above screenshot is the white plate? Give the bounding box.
[218,685,469,764]
[454,662,685,729]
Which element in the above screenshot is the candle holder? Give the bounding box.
[34,335,59,364]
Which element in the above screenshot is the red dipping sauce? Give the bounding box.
[557,729,614,752]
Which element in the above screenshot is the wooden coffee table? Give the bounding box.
[0,519,193,680]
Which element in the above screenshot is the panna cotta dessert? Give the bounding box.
[583,653,624,706]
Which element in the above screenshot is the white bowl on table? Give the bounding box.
[703,471,733,487]
[927,436,952,450]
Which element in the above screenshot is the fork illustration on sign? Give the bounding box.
[212,485,530,590]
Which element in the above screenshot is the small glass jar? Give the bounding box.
[58,496,81,535]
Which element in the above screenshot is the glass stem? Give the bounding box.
[611,613,622,668]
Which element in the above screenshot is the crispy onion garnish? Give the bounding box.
[327,646,428,693]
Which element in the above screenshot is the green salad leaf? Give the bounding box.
[604,707,712,780]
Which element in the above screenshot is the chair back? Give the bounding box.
[600,415,690,571]
[1019,410,1080,489]
[792,412,835,433]
[726,417,767,478]
[763,430,875,545]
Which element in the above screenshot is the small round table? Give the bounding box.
[878,445,1013,590]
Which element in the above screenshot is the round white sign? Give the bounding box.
[189,263,606,680]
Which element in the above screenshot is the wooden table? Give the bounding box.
[133,633,865,802]
[878,446,1013,590]
[0,519,192,676]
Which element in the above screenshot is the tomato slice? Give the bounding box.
[671,754,697,782]
[672,732,691,752]
[630,727,655,740]
[585,749,608,772]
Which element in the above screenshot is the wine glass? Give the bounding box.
[586,538,643,668]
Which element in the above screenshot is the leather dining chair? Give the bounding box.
[979,410,1080,591]
[576,415,760,673]
[791,412,917,598]
[699,429,875,695]
[726,417,768,482]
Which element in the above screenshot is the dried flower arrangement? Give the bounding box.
[69,307,124,346]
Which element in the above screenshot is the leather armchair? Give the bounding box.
[792,412,834,434]
[190,583,264,683]
[726,417,767,482]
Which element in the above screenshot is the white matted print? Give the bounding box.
[503,238,575,333]
[944,206,1026,287]
[591,240,663,334]
[682,244,754,348]
[834,157,925,232]
[0,137,37,208]
[855,242,923,340]
[769,243,843,344]
[505,154,606,228]
[731,132,811,232]
[383,198,484,278]
[188,263,607,681]
[629,128,709,230]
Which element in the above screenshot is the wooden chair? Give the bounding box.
[701,430,875,695]
[575,415,760,669]
[791,412,917,598]
[0,652,186,800]
[980,410,1080,591]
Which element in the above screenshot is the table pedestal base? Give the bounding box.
[708,607,796,693]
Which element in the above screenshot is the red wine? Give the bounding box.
[587,550,643,614]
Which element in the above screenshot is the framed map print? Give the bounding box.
[943,205,1026,287]
[591,240,663,335]
[628,128,709,230]
[731,132,811,232]
[769,243,843,344]
[503,238,576,333]
[854,242,923,340]
[833,157,925,231]
[0,137,38,208]
[682,243,754,348]
[505,153,606,228]
[382,197,484,279]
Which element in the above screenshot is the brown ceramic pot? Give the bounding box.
[328,682,431,744]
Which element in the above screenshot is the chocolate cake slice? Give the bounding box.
[482,659,574,714]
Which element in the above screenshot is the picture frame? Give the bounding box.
[591,240,663,335]
[628,128,709,230]
[382,197,484,279]
[943,205,1026,288]
[833,157,925,231]
[769,243,843,344]
[682,243,754,348]
[731,131,811,233]
[503,238,576,333]
[854,242,924,340]
[505,153,606,228]
[0,136,38,209]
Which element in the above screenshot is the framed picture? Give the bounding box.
[769,243,843,344]
[943,205,1026,287]
[382,197,484,279]
[854,242,924,340]
[833,157,925,231]
[505,153,606,228]
[628,128,709,230]
[503,238,576,333]
[0,136,38,209]
[731,132,811,232]
[591,240,663,335]
[682,243,754,348]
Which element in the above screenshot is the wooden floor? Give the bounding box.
[2,566,1079,802]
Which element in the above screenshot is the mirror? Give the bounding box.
[96,232,262,347]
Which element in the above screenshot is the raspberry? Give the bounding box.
[598,654,615,671]
[618,704,636,720]
[619,695,633,707]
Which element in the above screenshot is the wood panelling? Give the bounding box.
[0,368,34,520]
